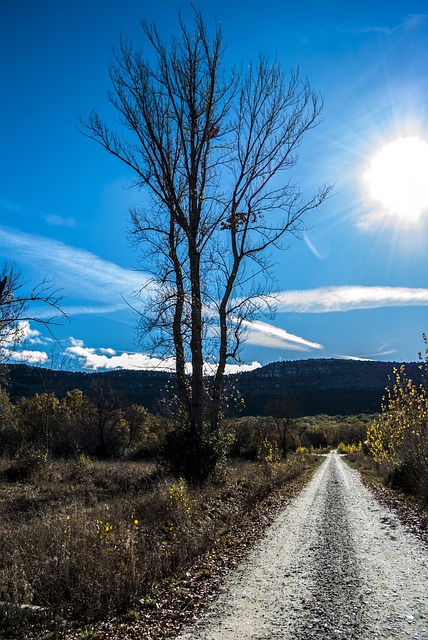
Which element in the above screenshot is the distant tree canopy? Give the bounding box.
[80,10,331,480]
[0,378,371,463]
[3,386,154,459]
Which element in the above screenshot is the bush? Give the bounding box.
[0,388,20,456]
[367,359,428,502]
[0,449,47,482]
[386,459,420,494]
[162,421,222,483]
[337,441,363,455]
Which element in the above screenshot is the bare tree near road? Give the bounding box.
[80,10,331,479]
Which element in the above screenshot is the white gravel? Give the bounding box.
[174,452,428,639]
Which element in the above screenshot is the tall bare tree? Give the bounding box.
[80,11,331,477]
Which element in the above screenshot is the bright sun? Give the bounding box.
[364,136,428,224]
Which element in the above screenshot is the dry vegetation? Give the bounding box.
[0,452,318,638]
[3,365,427,640]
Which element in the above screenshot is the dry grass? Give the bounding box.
[0,454,316,637]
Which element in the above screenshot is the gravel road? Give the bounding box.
[175,452,428,640]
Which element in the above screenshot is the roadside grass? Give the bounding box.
[341,449,382,482]
[0,453,318,638]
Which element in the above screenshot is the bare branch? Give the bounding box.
[0,262,67,360]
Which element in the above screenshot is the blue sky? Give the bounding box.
[1,0,428,371]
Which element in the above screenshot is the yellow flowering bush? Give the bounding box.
[257,437,281,465]
[337,441,363,455]
[367,361,428,497]
[167,477,194,537]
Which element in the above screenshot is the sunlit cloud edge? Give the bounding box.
[64,339,263,374]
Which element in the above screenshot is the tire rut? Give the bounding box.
[293,459,363,639]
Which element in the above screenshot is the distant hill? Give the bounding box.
[3,359,425,417]
[228,359,425,416]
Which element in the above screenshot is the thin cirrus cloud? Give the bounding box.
[275,285,428,314]
[242,319,323,351]
[0,225,148,309]
[396,13,428,32]
[44,214,77,228]
[357,13,428,36]
[3,225,428,318]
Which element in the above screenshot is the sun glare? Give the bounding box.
[364,137,428,224]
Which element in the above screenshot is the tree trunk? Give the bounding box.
[189,241,204,435]
[209,302,227,431]
[210,256,240,431]
[169,217,191,416]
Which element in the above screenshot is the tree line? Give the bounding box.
[0,381,155,460]
[0,373,372,470]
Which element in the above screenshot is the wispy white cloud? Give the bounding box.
[242,319,323,351]
[336,354,375,362]
[57,303,129,318]
[44,214,77,228]
[303,232,328,260]
[333,346,398,362]
[357,25,395,36]
[276,285,428,314]
[0,198,21,212]
[0,225,149,309]
[401,13,428,31]
[357,13,428,36]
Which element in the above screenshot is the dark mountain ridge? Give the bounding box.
[3,359,425,417]
[230,359,425,416]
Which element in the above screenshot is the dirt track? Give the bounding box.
[175,452,428,639]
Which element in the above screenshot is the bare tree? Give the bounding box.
[0,262,65,360]
[80,11,331,478]
[266,395,299,458]
[88,378,127,457]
